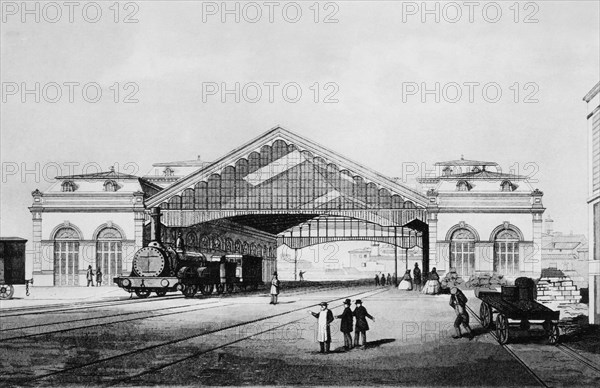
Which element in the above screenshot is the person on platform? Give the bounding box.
[298,271,305,281]
[336,298,354,350]
[413,263,422,292]
[380,273,386,286]
[374,274,380,286]
[86,265,94,287]
[422,267,441,295]
[450,287,473,340]
[387,273,392,286]
[398,269,413,290]
[309,302,334,353]
[96,267,103,287]
[353,299,374,347]
[270,272,280,305]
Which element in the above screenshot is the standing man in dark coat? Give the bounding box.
[380,273,386,286]
[374,274,380,286]
[353,299,374,347]
[86,265,94,287]
[336,298,354,350]
[413,263,422,292]
[450,287,473,340]
[309,302,335,353]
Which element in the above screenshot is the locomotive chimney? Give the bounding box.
[150,207,162,243]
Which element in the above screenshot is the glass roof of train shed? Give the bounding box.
[145,126,429,249]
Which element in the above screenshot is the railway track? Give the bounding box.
[7,286,386,387]
[0,282,355,318]
[465,303,600,387]
[0,284,370,341]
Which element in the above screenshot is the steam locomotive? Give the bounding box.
[113,209,264,298]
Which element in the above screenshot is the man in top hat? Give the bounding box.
[353,299,374,348]
[336,299,354,350]
[270,271,280,305]
[309,302,334,353]
[450,287,473,340]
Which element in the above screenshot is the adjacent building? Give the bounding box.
[541,217,588,288]
[419,158,544,280]
[584,82,600,324]
[29,168,161,286]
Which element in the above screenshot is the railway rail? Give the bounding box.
[8,286,386,387]
[465,303,600,387]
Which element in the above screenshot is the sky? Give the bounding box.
[1,0,599,246]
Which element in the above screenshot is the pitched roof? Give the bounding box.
[445,170,528,181]
[435,158,498,167]
[56,168,140,181]
[146,125,429,207]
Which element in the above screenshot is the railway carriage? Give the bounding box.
[0,237,27,300]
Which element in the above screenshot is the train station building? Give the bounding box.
[29,126,545,286]
[584,81,600,324]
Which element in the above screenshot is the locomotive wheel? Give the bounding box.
[135,289,151,299]
[216,284,225,294]
[200,284,213,296]
[226,283,234,293]
[0,284,15,299]
[495,314,509,345]
[155,290,168,297]
[480,303,492,330]
[545,320,560,345]
[183,285,198,298]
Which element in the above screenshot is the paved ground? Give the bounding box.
[1,285,599,387]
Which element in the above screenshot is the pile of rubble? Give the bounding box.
[537,268,581,304]
[464,273,508,291]
[440,268,465,291]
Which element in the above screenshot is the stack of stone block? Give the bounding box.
[537,268,581,304]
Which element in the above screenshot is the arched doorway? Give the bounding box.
[96,228,123,286]
[53,227,80,286]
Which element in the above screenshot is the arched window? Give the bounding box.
[450,228,476,276]
[104,180,118,192]
[456,181,471,191]
[96,227,123,285]
[500,181,517,192]
[54,227,80,286]
[494,229,520,275]
[62,181,76,192]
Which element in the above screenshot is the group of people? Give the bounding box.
[309,298,374,353]
[374,273,392,286]
[85,265,103,287]
[395,263,443,295]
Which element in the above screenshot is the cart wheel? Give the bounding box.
[546,320,560,345]
[200,284,213,296]
[155,290,168,297]
[216,284,225,294]
[135,289,151,299]
[226,283,234,293]
[183,285,198,298]
[495,314,509,345]
[0,284,15,299]
[480,302,492,330]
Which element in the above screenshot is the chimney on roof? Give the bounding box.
[110,166,115,172]
[544,216,554,235]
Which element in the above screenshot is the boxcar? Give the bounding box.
[0,237,27,299]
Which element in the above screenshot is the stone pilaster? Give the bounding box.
[29,189,43,273]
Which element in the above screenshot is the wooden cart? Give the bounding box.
[477,278,560,345]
